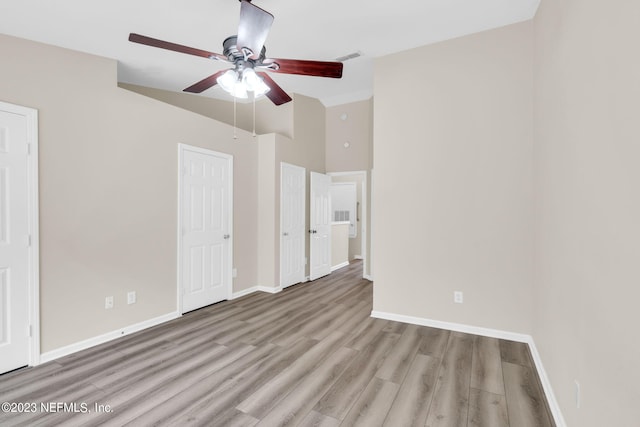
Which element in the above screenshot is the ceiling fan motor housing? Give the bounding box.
[223,35,267,71]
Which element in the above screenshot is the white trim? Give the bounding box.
[363,274,373,281]
[331,261,350,272]
[177,144,233,314]
[0,101,40,367]
[371,311,530,342]
[354,255,363,260]
[39,311,180,364]
[370,310,566,427]
[526,338,567,427]
[176,145,183,315]
[231,285,282,300]
[369,168,374,281]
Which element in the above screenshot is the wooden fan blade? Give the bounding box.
[257,72,292,106]
[129,33,228,62]
[261,58,343,78]
[236,0,274,60]
[183,70,229,93]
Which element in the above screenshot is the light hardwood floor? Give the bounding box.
[0,261,555,426]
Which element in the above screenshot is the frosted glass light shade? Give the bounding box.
[217,70,238,92]
[243,69,271,97]
[230,84,248,99]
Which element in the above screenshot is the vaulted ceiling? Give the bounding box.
[0,0,539,106]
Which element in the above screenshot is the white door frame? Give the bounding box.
[176,143,233,314]
[0,101,40,366]
[328,171,368,280]
[280,162,306,288]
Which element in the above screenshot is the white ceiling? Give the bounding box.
[0,0,539,107]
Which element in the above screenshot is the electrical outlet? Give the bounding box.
[454,291,464,304]
[105,296,114,309]
[575,380,581,408]
[127,291,136,305]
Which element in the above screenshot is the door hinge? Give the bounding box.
[26,234,32,247]
[27,143,31,155]
[29,324,33,337]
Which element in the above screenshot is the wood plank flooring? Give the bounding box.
[0,261,555,426]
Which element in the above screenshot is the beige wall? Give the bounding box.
[325,99,373,172]
[257,134,277,288]
[533,1,640,425]
[119,83,294,139]
[0,34,259,352]
[373,22,534,333]
[331,223,349,268]
[374,4,640,425]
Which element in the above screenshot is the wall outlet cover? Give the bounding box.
[454,291,464,304]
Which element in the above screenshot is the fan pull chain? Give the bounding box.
[233,93,238,140]
[252,94,257,138]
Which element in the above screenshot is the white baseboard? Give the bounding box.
[525,337,567,427]
[231,285,282,299]
[39,311,180,364]
[363,274,373,281]
[370,310,566,427]
[331,261,350,272]
[354,255,363,260]
[371,310,530,342]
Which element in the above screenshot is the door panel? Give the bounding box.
[180,146,232,313]
[0,109,30,373]
[310,172,332,281]
[280,163,305,288]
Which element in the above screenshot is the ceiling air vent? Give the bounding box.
[335,51,363,62]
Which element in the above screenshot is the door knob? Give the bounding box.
[283,232,289,236]
[223,234,230,239]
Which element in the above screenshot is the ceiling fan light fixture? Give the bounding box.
[243,68,271,97]
[230,83,249,99]
[217,68,249,99]
[217,69,239,93]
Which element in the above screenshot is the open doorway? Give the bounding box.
[328,171,369,280]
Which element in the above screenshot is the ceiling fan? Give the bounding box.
[129,0,343,106]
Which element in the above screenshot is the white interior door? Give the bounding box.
[0,107,31,373]
[310,172,332,281]
[179,145,232,313]
[280,163,306,288]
